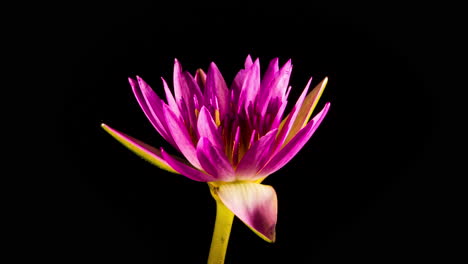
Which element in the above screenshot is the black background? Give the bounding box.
[25,1,459,263]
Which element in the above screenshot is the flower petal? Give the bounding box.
[276,77,312,148]
[237,59,260,113]
[161,77,181,118]
[258,59,292,116]
[206,62,230,117]
[286,77,328,143]
[162,104,202,169]
[101,123,178,174]
[214,182,277,242]
[161,148,214,182]
[173,59,203,128]
[197,106,223,150]
[235,128,278,181]
[129,77,170,144]
[258,102,330,177]
[244,54,254,69]
[256,57,279,113]
[196,137,235,181]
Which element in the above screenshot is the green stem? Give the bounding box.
[207,198,234,264]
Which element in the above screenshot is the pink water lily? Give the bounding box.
[101,55,330,262]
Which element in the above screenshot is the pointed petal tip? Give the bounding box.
[128,77,137,85]
[322,76,329,86]
[208,61,219,71]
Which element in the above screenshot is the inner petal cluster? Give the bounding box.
[127,55,330,182]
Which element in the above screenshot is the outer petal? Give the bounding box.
[276,77,312,148]
[196,137,235,181]
[161,77,181,118]
[214,182,278,242]
[161,148,215,182]
[286,77,328,143]
[258,102,330,177]
[235,128,278,180]
[129,77,171,144]
[101,123,178,174]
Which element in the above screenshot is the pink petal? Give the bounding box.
[244,54,253,69]
[173,58,185,105]
[196,106,223,150]
[258,59,292,116]
[162,104,202,169]
[237,59,261,114]
[173,59,203,128]
[235,129,278,181]
[215,182,278,242]
[161,77,181,118]
[258,102,330,177]
[261,57,280,89]
[129,77,170,143]
[256,58,279,113]
[205,62,230,117]
[161,148,214,182]
[196,137,235,181]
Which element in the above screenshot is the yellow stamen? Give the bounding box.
[214,109,221,126]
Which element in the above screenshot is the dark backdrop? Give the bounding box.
[39,2,451,263]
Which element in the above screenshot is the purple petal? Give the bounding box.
[237,59,261,113]
[173,59,203,128]
[244,54,253,69]
[258,102,330,177]
[162,104,202,169]
[257,59,292,116]
[161,148,214,182]
[261,57,280,89]
[196,137,235,181]
[161,77,181,118]
[129,77,169,141]
[173,58,185,105]
[230,56,255,104]
[206,63,229,113]
[235,128,278,181]
[215,182,278,242]
[196,106,223,150]
[256,58,279,113]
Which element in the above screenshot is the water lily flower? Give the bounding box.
[101,55,330,263]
